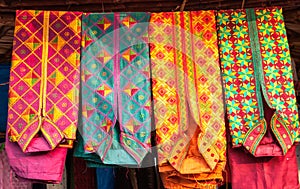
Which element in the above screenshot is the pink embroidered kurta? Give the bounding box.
[7,10,82,152]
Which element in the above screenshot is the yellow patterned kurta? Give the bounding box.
[150,11,226,188]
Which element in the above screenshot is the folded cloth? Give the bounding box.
[0,144,32,189]
[5,134,67,183]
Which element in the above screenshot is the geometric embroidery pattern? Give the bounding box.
[7,10,82,152]
[217,7,299,156]
[80,12,151,165]
[150,11,226,173]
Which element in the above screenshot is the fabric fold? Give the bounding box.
[217,7,299,156]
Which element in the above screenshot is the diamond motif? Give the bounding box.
[49,35,66,51]
[168,115,178,124]
[160,124,170,135]
[133,90,148,105]
[26,36,41,50]
[56,115,72,131]
[125,119,140,134]
[207,65,216,74]
[200,93,209,103]
[123,82,138,97]
[167,96,177,105]
[194,23,204,32]
[97,17,112,30]
[133,108,149,122]
[24,54,41,67]
[48,70,65,86]
[121,16,137,28]
[23,107,37,123]
[198,75,208,84]
[97,49,112,64]
[121,48,137,62]
[98,100,112,115]
[101,118,113,132]
[23,71,40,86]
[126,100,140,115]
[157,87,167,96]
[56,97,73,112]
[209,84,217,93]
[97,84,112,97]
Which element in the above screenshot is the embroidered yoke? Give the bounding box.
[7,10,82,152]
[217,7,299,156]
[80,12,151,165]
[150,11,226,188]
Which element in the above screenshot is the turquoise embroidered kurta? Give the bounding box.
[80,12,151,165]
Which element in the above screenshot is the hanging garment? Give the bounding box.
[150,11,226,188]
[0,64,10,143]
[217,7,299,156]
[0,144,32,189]
[7,10,82,152]
[80,12,152,165]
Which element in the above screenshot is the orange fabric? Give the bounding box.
[159,125,224,188]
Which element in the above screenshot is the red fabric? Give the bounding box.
[228,145,299,189]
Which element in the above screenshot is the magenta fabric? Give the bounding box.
[0,146,32,189]
[5,135,67,183]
